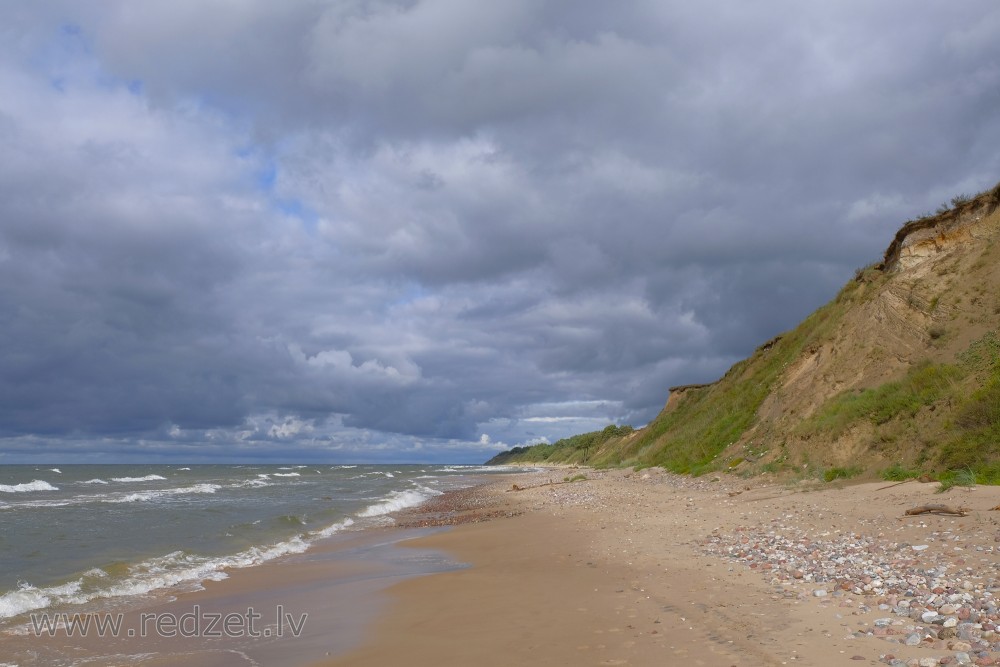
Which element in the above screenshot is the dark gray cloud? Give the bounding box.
[1,1,999,462]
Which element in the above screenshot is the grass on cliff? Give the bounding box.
[801,331,1000,482]
[584,277,874,474]
[487,424,635,466]
[798,361,962,439]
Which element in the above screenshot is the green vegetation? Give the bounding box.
[485,424,634,466]
[799,361,962,438]
[879,463,922,481]
[936,468,977,493]
[563,473,588,482]
[823,465,862,482]
[485,180,1000,485]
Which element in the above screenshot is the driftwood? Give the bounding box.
[903,504,969,517]
[876,479,914,491]
[508,478,587,492]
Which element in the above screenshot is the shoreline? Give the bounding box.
[4,468,998,666]
[323,469,1000,667]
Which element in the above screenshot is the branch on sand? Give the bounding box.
[903,504,970,517]
[508,479,586,492]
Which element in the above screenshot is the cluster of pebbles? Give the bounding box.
[701,514,1000,665]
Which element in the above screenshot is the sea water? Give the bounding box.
[0,463,510,627]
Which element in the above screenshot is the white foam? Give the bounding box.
[0,516,357,621]
[105,484,220,504]
[79,478,109,485]
[273,472,299,477]
[49,468,62,474]
[178,467,191,471]
[233,478,270,489]
[0,480,58,493]
[0,580,84,619]
[110,475,167,483]
[310,518,355,539]
[357,486,441,518]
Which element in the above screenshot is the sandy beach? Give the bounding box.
[322,468,1000,667]
[6,468,998,666]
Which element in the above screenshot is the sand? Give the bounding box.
[320,468,1000,667]
[6,468,998,666]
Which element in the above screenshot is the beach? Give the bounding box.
[325,468,1000,667]
[5,467,999,666]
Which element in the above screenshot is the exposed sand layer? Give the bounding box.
[323,469,1000,667]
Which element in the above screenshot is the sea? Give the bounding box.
[0,463,512,630]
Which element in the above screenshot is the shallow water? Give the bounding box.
[0,464,511,626]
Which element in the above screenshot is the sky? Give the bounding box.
[1,1,999,463]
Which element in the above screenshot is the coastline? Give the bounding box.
[322,468,1000,667]
[5,467,999,666]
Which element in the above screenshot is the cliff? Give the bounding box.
[487,182,1000,482]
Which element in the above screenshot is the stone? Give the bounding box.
[904,632,922,646]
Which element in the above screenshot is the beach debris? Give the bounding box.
[903,504,970,517]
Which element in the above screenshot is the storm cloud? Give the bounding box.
[1,1,998,462]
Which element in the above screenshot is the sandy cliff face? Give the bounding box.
[735,184,1000,468]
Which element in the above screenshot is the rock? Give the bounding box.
[813,589,828,597]
[904,632,922,646]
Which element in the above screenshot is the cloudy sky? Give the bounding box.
[1,2,998,463]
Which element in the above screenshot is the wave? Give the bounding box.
[178,467,191,471]
[273,473,299,478]
[110,475,167,483]
[104,484,221,504]
[0,518,356,621]
[0,480,58,493]
[357,485,441,518]
[232,478,270,489]
[49,468,62,474]
[79,478,109,485]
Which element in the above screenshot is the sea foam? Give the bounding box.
[110,475,167,483]
[357,486,441,518]
[0,480,58,493]
[0,517,356,620]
